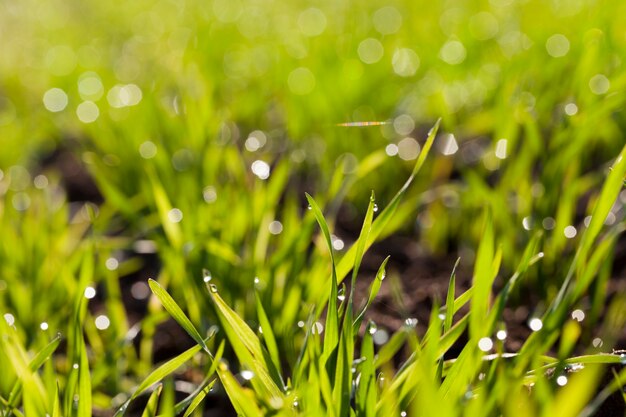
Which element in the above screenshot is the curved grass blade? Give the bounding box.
[336,118,441,283]
[140,383,162,417]
[354,256,390,330]
[305,193,339,360]
[255,292,282,375]
[148,279,209,353]
[114,344,203,416]
[181,379,216,417]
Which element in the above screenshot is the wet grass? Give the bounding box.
[2,0,626,415]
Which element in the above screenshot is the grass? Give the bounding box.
[2,0,626,415]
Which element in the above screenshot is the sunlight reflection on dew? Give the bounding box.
[43,88,68,112]
[589,74,610,95]
[40,322,49,331]
[592,337,604,348]
[84,286,96,299]
[269,220,283,235]
[167,208,183,223]
[556,375,568,386]
[385,144,399,156]
[564,102,578,116]
[251,160,271,179]
[240,369,255,380]
[440,40,466,65]
[95,315,110,330]
[203,186,217,203]
[398,137,420,160]
[331,234,345,251]
[131,281,150,300]
[139,141,157,159]
[76,101,99,123]
[358,38,384,64]
[564,225,577,239]
[546,34,570,57]
[438,134,459,155]
[495,139,508,159]
[478,337,493,352]
[392,48,419,77]
[571,309,585,322]
[373,328,389,345]
[105,257,119,271]
[298,8,327,36]
[529,318,543,331]
[542,217,556,230]
[522,216,533,230]
[496,330,507,340]
[4,313,15,326]
[312,321,324,334]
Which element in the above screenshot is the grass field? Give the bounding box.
[2,0,626,415]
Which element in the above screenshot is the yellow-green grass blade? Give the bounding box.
[148,279,209,354]
[336,119,440,284]
[114,344,203,416]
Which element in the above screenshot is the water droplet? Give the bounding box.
[4,313,15,326]
[307,204,312,210]
[592,337,604,348]
[478,337,493,352]
[529,318,543,331]
[496,330,507,340]
[556,375,568,386]
[404,317,418,327]
[373,328,389,345]
[73,363,79,369]
[312,321,324,334]
[40,322,49,331]
[203,269,212,282]
[293,399,299,408]
[400,412,407,417]
[95,315,111,330]
[337,286,346,302]
[367,321,378,335]
[209,284,218,293]
[240,369,255,380]
[373,204,379,212]
[571,309,585,322]
[84,286,96,299]
[297,320,305,328]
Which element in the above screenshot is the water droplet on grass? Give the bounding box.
[337,286,346,302]
[203,269,212,282]
[84,286,96,299]
[496,330,507,340]
[312,321,324,334]
[373,204,379,212]
[571,309,585,322]
[4,313,15,326]
[592,337,604,348]
[529,318,543,331]
[404,317,418,327]
[556,375,568,386]
[240,369,255,380]
[478,337,493,352]
[40,322,49,331]
[209,284,218,293]
[367,321,378,335]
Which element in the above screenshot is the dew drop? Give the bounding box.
[40,322,49,331]
[240,369,255,380]
[312,321,324,334]
[404,317,418,328]
[478,337,493,352]
[529,318,543,331]
[496,330,507,340]
[571,309,585,322]
[373,204,379,212]
[4,313,15,326]
[209,284,218,293]
[73,363,79,369]
[307,204,312,210]
[367,321,378,335]
[337,286,346,302]
[203,269,212,282]
[556,375,568,386]
[84,286,96,299]
[592,337,603,348]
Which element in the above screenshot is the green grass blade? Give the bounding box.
[148,279,208,353]
[354,256,389,331]
[114,344,203,416]
[336,118,441,283]
[469,210,495,340]
[208,286,286,399]
[255,292,282,376]
[78,337,92,417]
[181,380,216,417]
[444,258,460,333]
[140,384,162,417]
[305,193,339,361]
